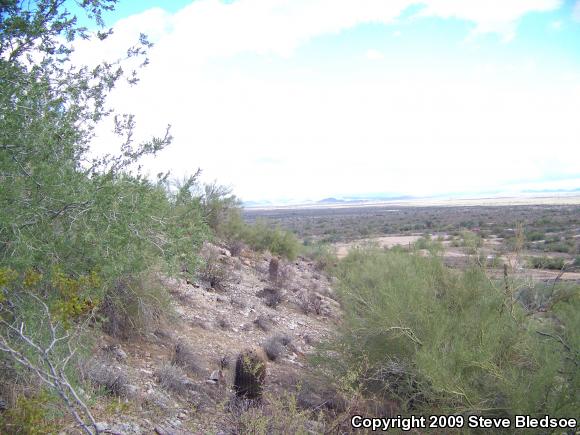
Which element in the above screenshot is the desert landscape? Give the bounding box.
[2,1,579,433]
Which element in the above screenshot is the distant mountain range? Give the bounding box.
[316,195,415,205]
[241,188,580,209]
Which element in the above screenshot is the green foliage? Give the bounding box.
[460,230,483,255]
[301,242,338,271]
[0,0,209,428]
[199,181,241,235]
[526,231,545,242]
[317,248,577,417]
[0,389,59,435]
[99,270,173,339]
[527,256,566,270]
[225,215,300,260]
[413,234,443,255]
[245,221,300,260]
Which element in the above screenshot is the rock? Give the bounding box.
[112,422,141,434]
[113,346,128,361]
[208,370,223,384]
[103,343,128,361]
[125,384,139,398]
[95,422,109,432]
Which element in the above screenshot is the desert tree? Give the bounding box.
[0,0,208,431]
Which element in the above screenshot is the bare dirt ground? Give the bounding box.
[80,245,341,434]
[335,235,422,258]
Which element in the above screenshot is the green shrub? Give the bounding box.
[413,234,443,255]
[301,243,338,271]
[99,271,173,340]
[316,248,577,417]
[460,230,483,254]
[527,256,566,270]
[233,220,299,260]
[0,390,59,435]
[526,231,545,242]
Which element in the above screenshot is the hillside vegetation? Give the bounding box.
[315,247,579,418]
[1,2,578,434]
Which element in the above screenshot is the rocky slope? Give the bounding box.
[80,244,342,434]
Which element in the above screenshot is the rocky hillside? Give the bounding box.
[81,243,342,434]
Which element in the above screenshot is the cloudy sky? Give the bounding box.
[70,0,580,203]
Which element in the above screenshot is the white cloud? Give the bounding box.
[75,0,563,64]
[573,0,580,21]
[74,0,578,201]
[365,49,384,60]
[417,0,562,41]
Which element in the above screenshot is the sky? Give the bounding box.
[68,0,580,203]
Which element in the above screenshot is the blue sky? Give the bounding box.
[69,0,580,203]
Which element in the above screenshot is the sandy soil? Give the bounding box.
[335,235,422,258]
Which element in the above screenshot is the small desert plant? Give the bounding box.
[238,220,300,260]
[82,359,130,397]
[302,242,338,272]
[216,316,231,330]
[527,256,566,270]
[233,348,267,400]
[228,240,246,257]
[99,272,172,340]
[299,292,323,315]
[230,295,247,309]
[253,315,273,332]
[199,245,229,291]
[155,363,192,396]
[413,234,443,255]
[268,258,279,283]
[0,389,59,435]
[173,341,203,374]
[262,334,291,361]
[227,392,320,435]
[257,287,284,309]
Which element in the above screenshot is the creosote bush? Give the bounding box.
[0,389,59,435]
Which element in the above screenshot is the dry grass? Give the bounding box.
[155,363,192,396]
[262,334,291,361]
[172,341,204,375]
[257,287,284,309]
[82,359,130,397]
[253,315,273,332]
